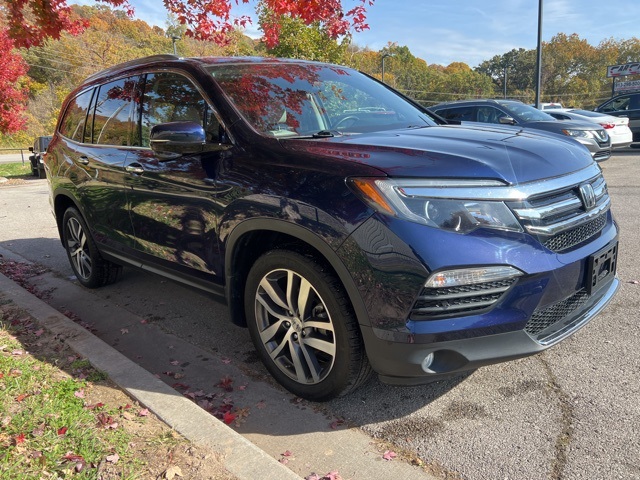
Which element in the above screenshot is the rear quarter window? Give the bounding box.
[59,89,95,142]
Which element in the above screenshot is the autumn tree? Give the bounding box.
[0,29,28,134]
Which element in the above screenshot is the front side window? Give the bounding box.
[140,72,217,147]
[498,102,554,123]
[208,63,435,137]
[601,96,630,113]
[91,77,139,146]
[59,89,95,142]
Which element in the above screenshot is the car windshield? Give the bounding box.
[208,63,435,137]
[499,102,556,123]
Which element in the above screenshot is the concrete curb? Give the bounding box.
[0,272,301,480]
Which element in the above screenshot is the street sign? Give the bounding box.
[615,79,640,93]
[607,62,640,78]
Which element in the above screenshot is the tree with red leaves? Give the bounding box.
[0,29,28,134]
[2,0,374,49]
[1,0,373,135]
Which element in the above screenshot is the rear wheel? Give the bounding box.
[245,250,371,401]
[62,207,121,288]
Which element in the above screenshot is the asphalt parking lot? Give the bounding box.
[1,150,639,479]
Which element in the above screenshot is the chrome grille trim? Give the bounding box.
[507,171,611,250]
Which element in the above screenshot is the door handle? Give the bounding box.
[125,164,145,174]
[79,155,89,165]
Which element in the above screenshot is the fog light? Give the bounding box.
[421,352,435,373]
[425,266,522,288]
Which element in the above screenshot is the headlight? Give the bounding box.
[348,177,523,234]
[561,129,593,139]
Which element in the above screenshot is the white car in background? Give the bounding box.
[547,108,633,149]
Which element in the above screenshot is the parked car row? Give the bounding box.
[429,99,613,161]
[43,55,619,400]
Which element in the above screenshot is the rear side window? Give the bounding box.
[59,89,95,142]
[91,77,139,146]
[437,107,474,122]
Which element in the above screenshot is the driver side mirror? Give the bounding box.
[150,121,230,160]
[499,116,517,126]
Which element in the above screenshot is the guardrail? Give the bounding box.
[0,148,29,165]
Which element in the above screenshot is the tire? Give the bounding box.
[62,207,121,288]
[37,166,46,179]
[244,250,371,401]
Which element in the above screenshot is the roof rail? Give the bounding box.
[82,54,180,84]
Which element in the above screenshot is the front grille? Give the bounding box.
[542,212,607,252]
[410,279,516,320]
[525,290,589,336]
[510,173,610,252]
[593,149,611,161]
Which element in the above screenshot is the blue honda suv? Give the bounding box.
[45,56,619,400]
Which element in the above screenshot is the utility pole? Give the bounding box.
[534,0,543,108]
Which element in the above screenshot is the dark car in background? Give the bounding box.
[28,135,52,178]
[430,99,612,161]
[595,92,640,142]
[44,56,619,400]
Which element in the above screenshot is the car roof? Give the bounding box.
[82,54,332,85]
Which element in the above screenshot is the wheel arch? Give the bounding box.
[224,218,370,329]
[52,189,85,244]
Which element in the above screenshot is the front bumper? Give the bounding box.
[361,276,619,385]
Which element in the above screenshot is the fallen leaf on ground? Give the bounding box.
[57,427,68,436]
[106,453,119,463]
[138,408,149,417]
[382,450,397,461]
[163,465,183,479]
[222,411,236,425]
[217,376,233,392]
[120,328,129,334]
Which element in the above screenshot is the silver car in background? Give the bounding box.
[547,108,633,149]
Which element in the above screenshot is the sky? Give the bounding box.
[70,0,640,67]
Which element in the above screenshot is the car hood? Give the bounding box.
[281,124,594,185]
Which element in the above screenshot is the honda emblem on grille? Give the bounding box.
[579,183,596,210]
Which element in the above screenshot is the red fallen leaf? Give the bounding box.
[97,412,118,429]
[217,376,233,392]
[279,457,289,464]
[140,319,148,324]
[74,389,85,398]
[329,418,345,429]
[34,329,44,337]
[14,433,26,445]
[222,411,236,424]
[63,452,85,463]
[138,408,149,417]
[85,402,105,410]
[16,393,28,402]
[57,427,68,436]
[120,404,132,410]
[282,450,293,457]
[323,472,342,480]
[382,450,397,461]
[172,382,190,390]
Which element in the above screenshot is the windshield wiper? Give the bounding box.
[312,130,335,138]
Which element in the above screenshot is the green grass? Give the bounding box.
[0,309,140,479]
[0,162,32,179]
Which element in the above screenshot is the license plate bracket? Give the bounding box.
[587,242,617,295]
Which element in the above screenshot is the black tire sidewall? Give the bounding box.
[245,250,355,401]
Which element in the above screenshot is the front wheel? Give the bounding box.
[62,207,121,288]
[245,250,371,401]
